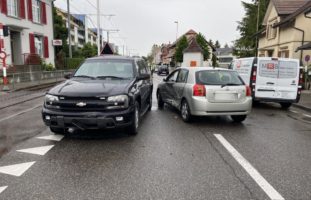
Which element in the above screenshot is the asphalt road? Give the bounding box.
[0,74,311,200]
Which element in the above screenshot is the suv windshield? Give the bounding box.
[74,60,134,79]
[196,70,244,86]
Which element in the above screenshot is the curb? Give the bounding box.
[292,103,311,113]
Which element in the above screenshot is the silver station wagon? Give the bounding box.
[156,67,252,122]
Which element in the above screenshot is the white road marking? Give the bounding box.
[289,110,298,113]
[16,145,54,156]
[214,134,284,200]
[303,114,311,118]
[0,104,42,123]
[0,186,8,194]
[36,135,64,141]
[0,162,36,177]
[151,106,158,111]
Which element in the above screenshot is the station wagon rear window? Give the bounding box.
[195,70,244,85]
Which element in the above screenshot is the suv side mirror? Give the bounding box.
[64,73,72,79]
[163,78,167,82]
[137,74,150,80]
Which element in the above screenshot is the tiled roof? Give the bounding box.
[272,0,310,15]
[183,39,203,53]
[274,1,311,27]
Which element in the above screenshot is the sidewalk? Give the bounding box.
[294,90,311,112]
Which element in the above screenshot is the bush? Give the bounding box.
[65,58,85,69]
[42,61,55,71]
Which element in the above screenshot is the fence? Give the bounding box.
[0,70,74,91]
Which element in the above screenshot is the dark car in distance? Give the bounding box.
[42,55,153,135]
[157,65,169,75]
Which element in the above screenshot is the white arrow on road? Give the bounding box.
[0,162,35,177]
[17,145,54,156]
[36,135,64,141]
[0,186,8,194]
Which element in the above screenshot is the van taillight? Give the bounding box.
[251,67,257,82]
[246,86,252,96]
[299,68,303,85]
[193,84,206,96]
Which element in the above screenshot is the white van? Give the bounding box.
[230,57,302,109]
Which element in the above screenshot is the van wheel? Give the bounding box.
[128,101,140,136]
[231,115,247,123]
[181,100,192,122]
[280,102,292,109]
[157,91,164,109]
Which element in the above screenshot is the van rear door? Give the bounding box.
[275,59,299,100]
[232,58,253,85]
[256,58,278,99]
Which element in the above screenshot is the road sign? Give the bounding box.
[0,51,7,59]
[305,55,310,62]
[52,40,63,46]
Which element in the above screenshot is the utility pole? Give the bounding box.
[67,0,72,58]
[255,0,260,57]
[174,21,179,41]
[103,29,119,43]
[96,0,101,56]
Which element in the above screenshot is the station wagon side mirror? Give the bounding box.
[64,73,72,79]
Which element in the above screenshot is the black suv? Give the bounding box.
[42,55,153,135]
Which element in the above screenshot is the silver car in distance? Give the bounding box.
[156,67,252,122]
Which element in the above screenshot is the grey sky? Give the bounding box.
[55,0,252,56]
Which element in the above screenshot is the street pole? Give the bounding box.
[255,0,260,57]
[97,0,101,56]
[67,0,72,58]
[174,21,179,41]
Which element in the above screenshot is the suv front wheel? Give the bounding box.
[128,101,140,135]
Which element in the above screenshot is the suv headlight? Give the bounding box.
[45,94,59,105]
[107,95,129,109]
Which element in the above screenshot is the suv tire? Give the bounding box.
[128,101,140,136]
[231,115,247,123]
[50,127,64,134]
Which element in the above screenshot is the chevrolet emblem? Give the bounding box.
[76,102,87,107]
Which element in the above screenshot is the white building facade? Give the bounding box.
[0,0,55,67]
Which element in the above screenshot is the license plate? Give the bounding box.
[215,93,237,101]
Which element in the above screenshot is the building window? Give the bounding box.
[7,0,18,17]
[32,0,41,23]
[35,36,43,56]
[267,20,277,40]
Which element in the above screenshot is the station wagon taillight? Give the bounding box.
[246,86,252,96]
[193,84,206,96]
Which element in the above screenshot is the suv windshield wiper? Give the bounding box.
[73,75,96,79]
[96,76,129,80]
[221,83,242,88]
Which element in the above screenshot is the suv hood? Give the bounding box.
[48,79,134,97]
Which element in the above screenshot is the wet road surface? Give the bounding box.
[0,74,311,200]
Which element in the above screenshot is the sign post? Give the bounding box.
[0,23,9,91]
[305,55,310,90]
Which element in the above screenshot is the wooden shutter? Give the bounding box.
[29,33,35,54]
[1,0,7,15]
[41,2,47,24]
[20,0,26,19]
[27,0,32,21]
[44,36,49,58]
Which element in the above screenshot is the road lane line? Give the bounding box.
[0,186,8,194]
[36,135,64,141]
[303,114,311,118]
[0,162,36,177]
[214,134,285,200]
[17,145,54,156]
[0,104,42,123]
[289,110,298,113]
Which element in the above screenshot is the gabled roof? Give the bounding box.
[183,39,203,53]
[274,1,311,27]
[272,0,309,15]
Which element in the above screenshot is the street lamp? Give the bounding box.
[174,21,179,41]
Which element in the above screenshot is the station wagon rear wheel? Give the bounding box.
[231,115,247,123]
[181,100,192,122]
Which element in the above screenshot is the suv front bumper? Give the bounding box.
[42,106,135,131]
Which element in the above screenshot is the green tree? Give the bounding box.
[196,33,210,61]
[81,43,97,58]
[215,40,221,48]
[235,0,270,57]
[53,5,68,55]
[209,39,218,67]
[175,36,188,63]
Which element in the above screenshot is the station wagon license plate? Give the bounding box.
[214,93,238,101]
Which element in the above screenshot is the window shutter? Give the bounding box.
[44,36,49,58]
[1,0,7,15]
[41,2,47,24]
[29,33,35,54]
[27,0,32,21]
[20,0,26,19]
